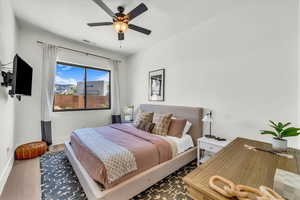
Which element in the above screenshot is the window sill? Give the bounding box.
[53,108,111,112]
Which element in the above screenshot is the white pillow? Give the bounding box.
[183,120,192,135]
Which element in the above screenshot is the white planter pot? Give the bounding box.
[272,138,287,152]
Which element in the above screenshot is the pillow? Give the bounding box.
[152,113,173,136]
[167,119,187,138]
[183,120,192,135]
[136,120,155,133]
[134,112,154,126]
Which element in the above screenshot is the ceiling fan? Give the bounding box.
[88,0,152,41]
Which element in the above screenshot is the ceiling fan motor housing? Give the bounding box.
[114,7,128,24]
[117,6,125,13]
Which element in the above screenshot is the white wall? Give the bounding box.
[16,21,127,146]
[127,0,300,148]
[298,0,300,149]
[0,0,17,194]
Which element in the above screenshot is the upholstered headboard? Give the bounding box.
[139,104,203,145]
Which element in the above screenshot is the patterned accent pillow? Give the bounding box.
[144,122,155,133]
[133,112,154,127]
[137,120,155,133]
[152,113,173,136]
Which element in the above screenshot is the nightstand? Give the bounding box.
[197,137,231,165]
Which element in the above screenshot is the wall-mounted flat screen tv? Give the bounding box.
[11,55,33,96]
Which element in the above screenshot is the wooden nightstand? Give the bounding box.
[197,137,231,165]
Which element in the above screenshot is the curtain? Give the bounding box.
[41,44,58,145]
[111,60,121,115]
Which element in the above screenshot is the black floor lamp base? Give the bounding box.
[112,115,121,124]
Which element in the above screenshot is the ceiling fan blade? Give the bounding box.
[128,24,151,35]
[118,32,124,41]
[87,22,113,27]
[127,3,148,21]
[91,0,116,18]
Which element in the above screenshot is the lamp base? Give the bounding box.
[204,134,227,141]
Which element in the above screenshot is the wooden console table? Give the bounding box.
[183,137,300,200]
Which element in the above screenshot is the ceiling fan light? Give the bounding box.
[114,21,128,33]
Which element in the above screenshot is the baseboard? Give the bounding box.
[0,154,14,195]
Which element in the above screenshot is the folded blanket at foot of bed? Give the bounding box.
[73,128,138,183]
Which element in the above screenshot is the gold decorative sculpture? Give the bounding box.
[209,175,285,200]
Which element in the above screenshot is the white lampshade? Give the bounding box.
[123,106,133,114]
[202,112,213,122]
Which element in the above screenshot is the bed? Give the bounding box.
[65,104,203,200]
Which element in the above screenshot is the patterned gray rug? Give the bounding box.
[40,151,196,200]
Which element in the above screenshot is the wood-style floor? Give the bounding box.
[0,158,41,200]
[0,144,65,200]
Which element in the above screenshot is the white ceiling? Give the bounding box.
[12,0,231,56]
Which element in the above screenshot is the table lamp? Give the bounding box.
[202,111,214,138]
[124,105,134,121]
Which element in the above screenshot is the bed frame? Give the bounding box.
[65,104,203,200]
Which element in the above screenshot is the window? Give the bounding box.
[53,62,111,111]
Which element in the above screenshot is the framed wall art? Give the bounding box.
[148,69,165,101]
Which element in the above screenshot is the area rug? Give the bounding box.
[40,151,196,200]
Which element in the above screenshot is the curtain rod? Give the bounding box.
[36,40,121,62]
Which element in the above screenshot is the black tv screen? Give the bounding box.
[12,55,33,96]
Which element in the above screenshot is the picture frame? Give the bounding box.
[148,69,165,101]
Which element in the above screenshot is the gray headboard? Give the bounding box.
[139,104,203,145]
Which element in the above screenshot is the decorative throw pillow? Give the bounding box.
[167,119,187,138]
[137,120,155,133]
[134,112,154,126]
[152,113,173,136]
[183,120,192,135]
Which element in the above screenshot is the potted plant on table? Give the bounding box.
[260,121,300,152]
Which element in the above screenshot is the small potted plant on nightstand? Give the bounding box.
[260,120,300,152]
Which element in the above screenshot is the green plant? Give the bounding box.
[260,120,300,140]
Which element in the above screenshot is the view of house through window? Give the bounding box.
[54,62,111,111]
